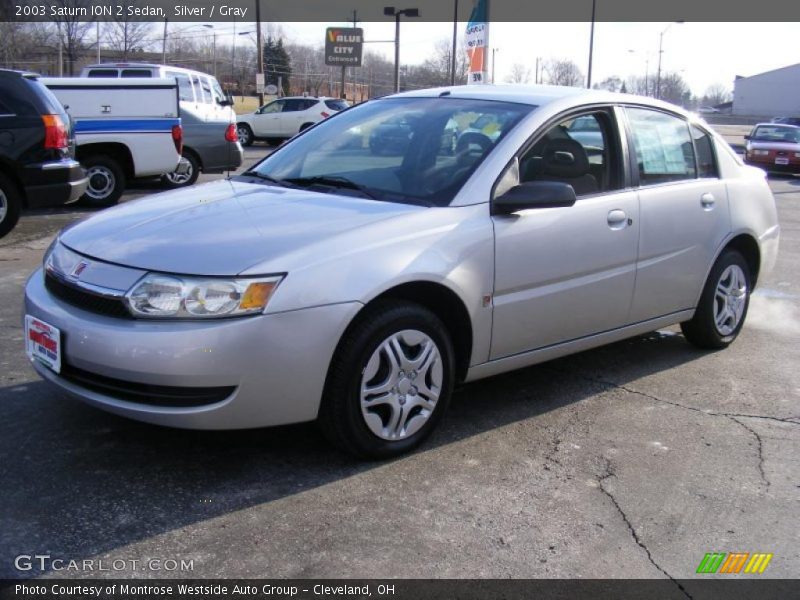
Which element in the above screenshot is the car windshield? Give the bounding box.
[752,125,800,143]
[248,97,533,206]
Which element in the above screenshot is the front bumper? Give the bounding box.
[744,158,800,175]
[22,159,88,208]
[24,268,361,429]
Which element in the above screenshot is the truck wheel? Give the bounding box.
[162,151,200,188]
[237,124,254,146]
[0,172,22,239]
[82,156,125,207]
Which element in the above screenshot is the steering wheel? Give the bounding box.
[455,132,493,156]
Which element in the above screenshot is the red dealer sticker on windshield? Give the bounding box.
[25,315,61,374]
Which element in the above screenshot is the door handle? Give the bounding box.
[607,209,629,230]
[701,193,715,210]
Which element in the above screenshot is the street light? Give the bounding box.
[655,21,683,100]
[202,24,216,78]
[384,6,420,93]
[628,49,652,96]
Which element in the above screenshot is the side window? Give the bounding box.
[199,77,213,104]
[626,107,696,185]
[191,76,205,103]
[166,71,194,102]
[691,125,718,178]
[260,100,285,114]
[87,69,119,78]
[282,99,305,112]
[519,110,621,197]
[303,99,318,111]
[121,69,153,78]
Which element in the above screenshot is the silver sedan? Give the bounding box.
[24,85,780,458]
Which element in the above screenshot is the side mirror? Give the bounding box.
[218,98,232,107]
[492,181,577,215]
[743,134,751,140]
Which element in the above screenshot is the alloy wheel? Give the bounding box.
[86,165,115,200]
[714,264,747,336]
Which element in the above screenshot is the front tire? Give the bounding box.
[318,300,455,459]
[0,172,22,239]
[681,249,751,349]
[237,124,254,147]
[81,156,125,207]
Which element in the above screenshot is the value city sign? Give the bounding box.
[325,27,364,67]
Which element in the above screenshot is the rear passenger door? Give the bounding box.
[624,107,731,322]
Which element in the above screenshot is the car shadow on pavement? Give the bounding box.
[0,330,705,579]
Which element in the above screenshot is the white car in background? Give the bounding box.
[236,96,349,146]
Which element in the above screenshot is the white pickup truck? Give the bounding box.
[40,78,185,206]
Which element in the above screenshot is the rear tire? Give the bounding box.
[681,249,751,349]
[318,300,455,459]
[162,151,200,188]
[81,156,125,207]
[0,172,22,239]
[237,124,254,147]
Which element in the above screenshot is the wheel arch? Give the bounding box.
[335,280,474,384]
[715,232,761,288]
[76,143,135,179]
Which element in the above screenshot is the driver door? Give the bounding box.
[253,100,286,136]
[490,107,640,359]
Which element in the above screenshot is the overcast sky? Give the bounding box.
[179,21,799,95]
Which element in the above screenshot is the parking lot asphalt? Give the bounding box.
[0,145,798,583]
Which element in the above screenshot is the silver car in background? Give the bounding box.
[24,85,780,458]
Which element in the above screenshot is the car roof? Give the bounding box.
[754,122,800,128]
[389,83,686,114]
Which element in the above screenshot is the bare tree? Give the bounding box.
[593,75,623,92]
[51,0,95,75]
[658,72,691,106]
[702,83,731,106]
[505,63,531,84]
[105,1,154,60]
[543,59,583,87]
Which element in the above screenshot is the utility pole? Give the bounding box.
[491,48,498,84]
[655,21,683,100]
[255,0,264,105]
[96,21,101,63]
[450,0,458,85]
[162,18,167,64]
[587,0,596,88]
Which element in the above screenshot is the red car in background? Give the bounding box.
[744,123,800,175]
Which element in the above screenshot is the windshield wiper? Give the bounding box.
[240,170,292,187]
[285,175,378,199]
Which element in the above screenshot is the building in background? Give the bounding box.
[733,63,800,117]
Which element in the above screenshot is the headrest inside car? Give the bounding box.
[543,139,590,178]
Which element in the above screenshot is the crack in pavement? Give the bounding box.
[597,457,693,599]
[727,417,770,489]
[544,366,799,491]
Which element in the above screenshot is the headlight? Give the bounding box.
[795,152,800,158]
[126,273,283,319]
[753,149,769,156]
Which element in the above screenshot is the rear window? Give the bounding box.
[86,69,119,78]
[121,69,153,78]
[25,78,69,120]
[324,99,349,111]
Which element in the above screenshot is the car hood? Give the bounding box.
[60,180,421,276]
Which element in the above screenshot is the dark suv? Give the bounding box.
[0,69,88,238]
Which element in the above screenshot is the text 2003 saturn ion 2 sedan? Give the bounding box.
[25,85,779,458]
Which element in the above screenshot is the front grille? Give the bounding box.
[60,363,236,407]
[45,272,132,319]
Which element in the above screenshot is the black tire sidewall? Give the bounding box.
[685,250,751,347]
[162,152,200,188]
[0,173,22,239]
[81,156,125,207]
[238,124,254,146]
[323,302,455,459]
